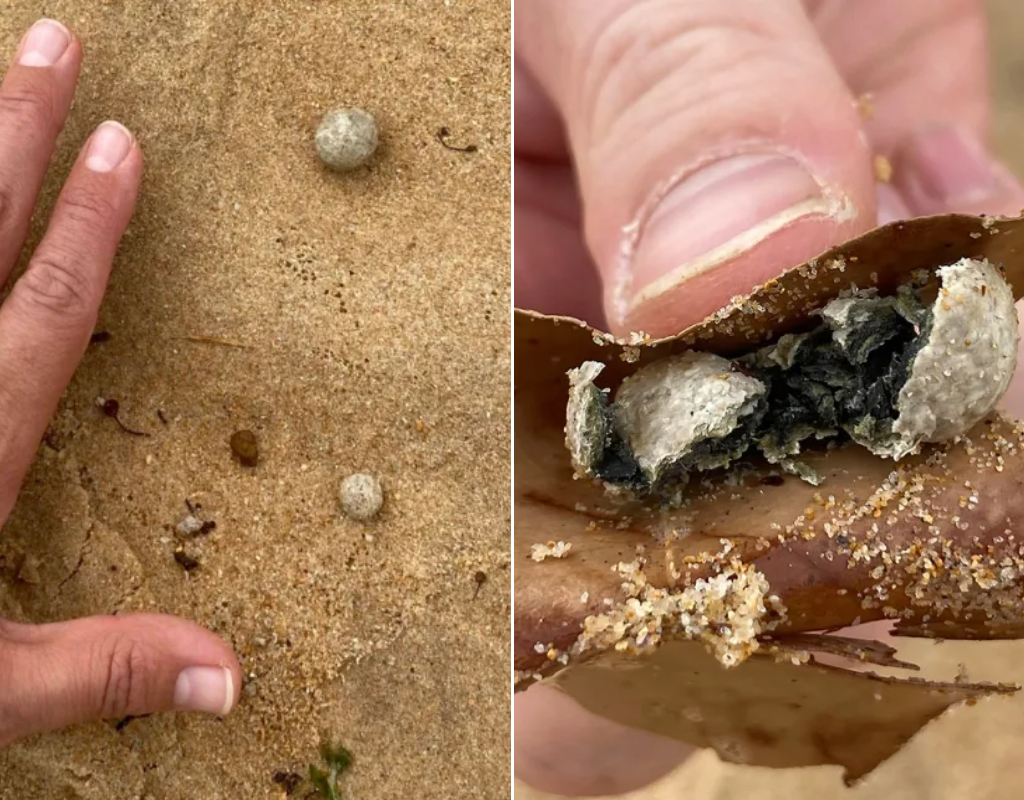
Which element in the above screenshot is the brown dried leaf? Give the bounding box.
[516,412,1024,667]
[548,641,1016,785]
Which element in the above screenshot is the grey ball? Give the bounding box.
[340,473,383,521]
[315,108,379,171]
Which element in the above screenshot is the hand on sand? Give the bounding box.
[0,19,241,748]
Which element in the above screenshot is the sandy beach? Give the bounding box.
[0,1,510,798]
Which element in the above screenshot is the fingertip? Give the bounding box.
[225,664,240,713]
[104,612,243,717]
[173,665,238,716]
[221,647,244,713]
[893,125,1024,218]
[80,612,243,698]
[618,212,866,339]
[14,19,70,68]
[179,634,244,717]
[83,120,135,173]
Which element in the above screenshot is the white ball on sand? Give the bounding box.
[316,108,379,171]
[340,473,383,521]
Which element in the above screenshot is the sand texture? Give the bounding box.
[0,1,510,798]
[516,1,1024,799]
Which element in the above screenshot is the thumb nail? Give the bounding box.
[173,666,235,716]
[620,153,835,324]
[899,126,1024,215]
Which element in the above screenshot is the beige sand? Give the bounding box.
[0,1,510,798]
[517,2,1024,798]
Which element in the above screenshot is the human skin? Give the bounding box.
[515,0,1024,794]
[0,19,241,747]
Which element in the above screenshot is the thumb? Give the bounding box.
[0,613,241,747]
[517,0,876,338]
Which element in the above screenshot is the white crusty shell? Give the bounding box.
[885,258,1019,458]
[565,361,610,478]
[613,352,766,484]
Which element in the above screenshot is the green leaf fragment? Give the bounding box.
[308,765,336,799]
[319,741,354,774]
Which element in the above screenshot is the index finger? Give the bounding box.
[0,121,141,514]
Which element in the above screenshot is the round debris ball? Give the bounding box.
[315,108,379,171]
[340,473,383,521]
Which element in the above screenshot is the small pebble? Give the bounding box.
[340,473,383,521]
[230,429,259,467]
[315,108,378,171]
[176,514,204,536]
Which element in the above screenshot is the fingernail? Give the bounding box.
[624,154,832,315]
[876,183,911,226]
[173,666,235,716]
[84,121,133,173]
[17,19,70,67]
[903,126,1007,206]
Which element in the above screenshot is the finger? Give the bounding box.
[0,121,141,514]
[517,0,875,338]
[0,18,82,286]
[807,1,1014,224]
[890,125,1024,218]
[515,58,569,161]
[515,160,606,328]
[0,613,241,747]
[514,684,694,796]
[810,0,989,158]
